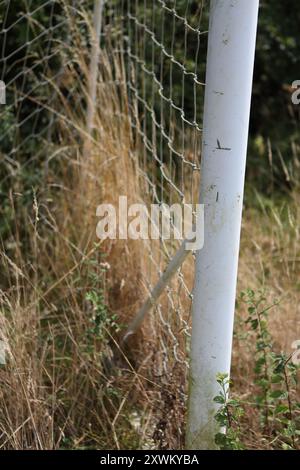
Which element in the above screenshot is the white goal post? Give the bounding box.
[186,0,260,449]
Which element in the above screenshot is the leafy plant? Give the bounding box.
[214,373,245,450]
[215,290,300,450]
[84,260,120,351]
[239,289,300,449]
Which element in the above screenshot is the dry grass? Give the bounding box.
[0,10,299,449]
[229,185,300,449]
[0,38,145,448]
[0,32,191,448]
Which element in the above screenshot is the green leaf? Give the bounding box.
[213,395,225,404]
[274,404,289,414]
[270,389,285,399]
[216,372,228,384]
[271,374,283,384]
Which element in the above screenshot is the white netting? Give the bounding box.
[104,0,208,371]
[0,1,209,445]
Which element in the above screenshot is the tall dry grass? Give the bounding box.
[0,8,299,449]
[0,18,192,445]
[0,30,146,447]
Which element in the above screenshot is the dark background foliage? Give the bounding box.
[0,0,299,194]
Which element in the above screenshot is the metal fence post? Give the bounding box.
[186,0,259,449]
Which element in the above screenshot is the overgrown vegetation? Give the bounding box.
[0,0,299,450]
[215,290,300,450]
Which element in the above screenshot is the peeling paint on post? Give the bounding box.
[186,0,259,450]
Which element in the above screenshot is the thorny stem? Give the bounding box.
[222,381,232,429]
[256,307,271,433]
[283,355,296,449]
